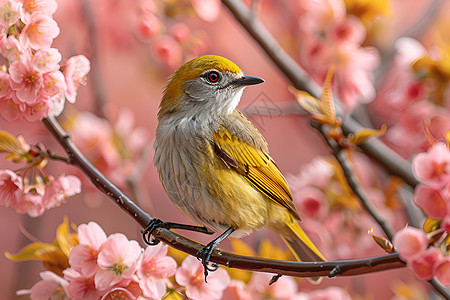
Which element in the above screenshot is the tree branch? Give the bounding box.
[42,114,406,278]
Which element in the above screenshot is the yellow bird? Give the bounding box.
[149,55,325,279]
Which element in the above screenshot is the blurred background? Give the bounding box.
[1,0,449,298]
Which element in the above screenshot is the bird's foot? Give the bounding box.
[141,218,169,246]
[196,242,220,282]
[142,219,213,246]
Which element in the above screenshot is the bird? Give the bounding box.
[148,55,325,279]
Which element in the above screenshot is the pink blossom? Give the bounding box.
[248,272,298,300]
[169,22,191,43]
[247,272,297,300]
[21,0,57,16]
[95,233,142,291]
[412,143,450,188]
[136,12,162,41]
[297,0,378,110]
[0,69,12,98]
[64,268,104,300]
[0,0,21,28]
[19,13,59,49]
[69,221,107,277]
[330,15,365,45]
[175,255,230,300]
[221,280,252,300]
[42,175,81,209]
[41,70,66,97]
[192,0,220,22]
[299,286,352,300]
[9,56,43,105]
[393,227,428,261]
[32,48,62,72]
[22,99,52,121]
[0,96,21,121]
[410,247,444,280]
[413,184,448,219]
[63,55,90,103]
[100,279,142,300]
[442,216,450,232]
[151,35,182,70]
[288,158,333,190]
[294,186,328,219]
[0,33,22,61]
[136,243,176,299]
[16,187,45,217]
[17,271,69,299]
[0,169,23,208]
[435,257,450,286]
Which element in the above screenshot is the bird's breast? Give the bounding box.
[154,118,285,234]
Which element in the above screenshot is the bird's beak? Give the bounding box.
[231,75,264,87]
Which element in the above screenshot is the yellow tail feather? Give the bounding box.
[273,216,326,262]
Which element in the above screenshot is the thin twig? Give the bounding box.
[41,114,406,278]
[311,121,395,241]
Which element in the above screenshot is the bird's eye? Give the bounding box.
[206,71,220,83]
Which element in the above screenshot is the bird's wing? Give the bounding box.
[213,113,301,220]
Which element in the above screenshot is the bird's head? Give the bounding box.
[158,55,264,122]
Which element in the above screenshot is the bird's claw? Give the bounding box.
[196,243,220,282]
[141,218,168,246]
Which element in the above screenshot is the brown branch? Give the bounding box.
[42,114,406,278]
[221,0,418,188]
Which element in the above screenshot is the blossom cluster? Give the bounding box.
[0,131,81,217]
[16,220,354,300]
[297,0,379,110]
[66,108,149,190]
[393,142,450,285]
[19,221,230,300]
[0,168,81,217]
[373,38,450,158]
[133,0,215,70]
[0,0,90,122]
[288,155,397,260]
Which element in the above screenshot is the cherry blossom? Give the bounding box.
[393,227,428,262]
[435,257,450,286]
[294,186,328,219]
[247,272,298,300]
[413,184,448,219]
[95,233,142,291]
[64,268,104,300]
[20,0,57,16]
[410,248,444,280]
[69,221,107,277]
[32,48,62,73]
[9,55,43,105]
[136,243,177,299]
[19,13,59,49]
[17,271,69,300]
[412,143,450,189]
[63,55,90,103]
[0,0,21,28]
[151,35,183,70]
[175,255,230,300]
[0,169,22,208]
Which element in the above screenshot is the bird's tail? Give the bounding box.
[270,215,326,263]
